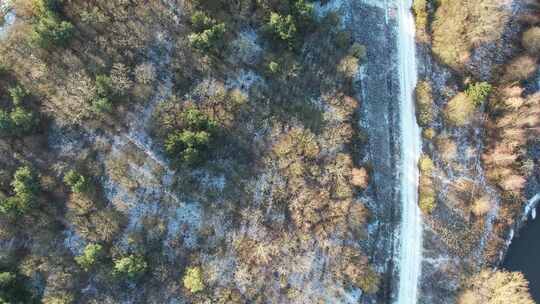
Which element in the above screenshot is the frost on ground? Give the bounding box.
[0,1,15,39]
[63,228,87,256]
[228,29,262,66]
[102,136,203,254]
[314,0,352,25]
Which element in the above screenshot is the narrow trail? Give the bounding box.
[396,0,423,303]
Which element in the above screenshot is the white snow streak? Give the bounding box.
[0,1,15,39]
[396,0,423,303]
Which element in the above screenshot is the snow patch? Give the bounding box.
[225,69,262,92]
[313,0,347,21]
[396,0,423,303]
[63,228,87,256]
[165,202,202,249]
[229,29,262,65]
[0,1,15,39]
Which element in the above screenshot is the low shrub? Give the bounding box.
[444,92,476,126]
[522,26,540,54]
[465,82,492,106]
[188,23,226,53]
[188,10,225,53]
[91,97,113,114]
[31,13,74,49]
[0,166,40,214]
[8,86,29,106]
[418,155,436,214]
[9,107,36,135]
[75,243,103,271]
[163,107,218,166]
[415,80,434,126]
[64,170,91,193]
[191,11,214,32]
[351,167,369,189]
[422,128,436,140]
[350,43,367,60]
[502,55,538,83]
[0,271,33,303]
[268,61,280,74]
[183,266,204,293]
[471,195,491,217]
[337,55,359,79]
[413,0,428,32]
[0,86,38,137]
[432,0,507,70]
[267,13,296,47]
[113,255,147,279]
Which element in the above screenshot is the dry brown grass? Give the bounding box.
[444,92,476,126]
[432,0,509,71]
[418,155,436,214]
[415,80,434,126]
[351,167,369,189]
[436,136,457,164]
[502,55,538,83]
[522,26,540,54]
[471,195,492,217]
[413,0,429,42]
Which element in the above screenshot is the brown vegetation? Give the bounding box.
[444,92,477,126]
[458,270,534,304]
[432,0,508,71]
[418,155,436,214]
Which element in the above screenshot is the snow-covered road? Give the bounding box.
[396,0,423,303]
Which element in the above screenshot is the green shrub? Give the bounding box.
[95,75,113,98]
[113,255,147,279]
[335,30,351,49]
[64,170,91,193]
[292,0,314,29]
[10,107,36,135]
[0,85,37,137]
[163,107,217,166]
[0,106,37,137]
[11,166,39,202]
[8,86,29,106]
[0,272,15,287]
[268,61,280,74]
[0,110,12,135]
[188,23,226,52]
[465,82,492,106]
[1,166,40,214]
[415,81,434,126]
[268,13,297,46]
[165,130,211,165]
[0,271,33,303]
[183,266,204,293]
[191,11,214,32]
[31,13,74,49]
[181,107,218,131]
[350,43,367,60]
[91,97,113,114]
[33,0,62,16]
[75,244,103,271]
